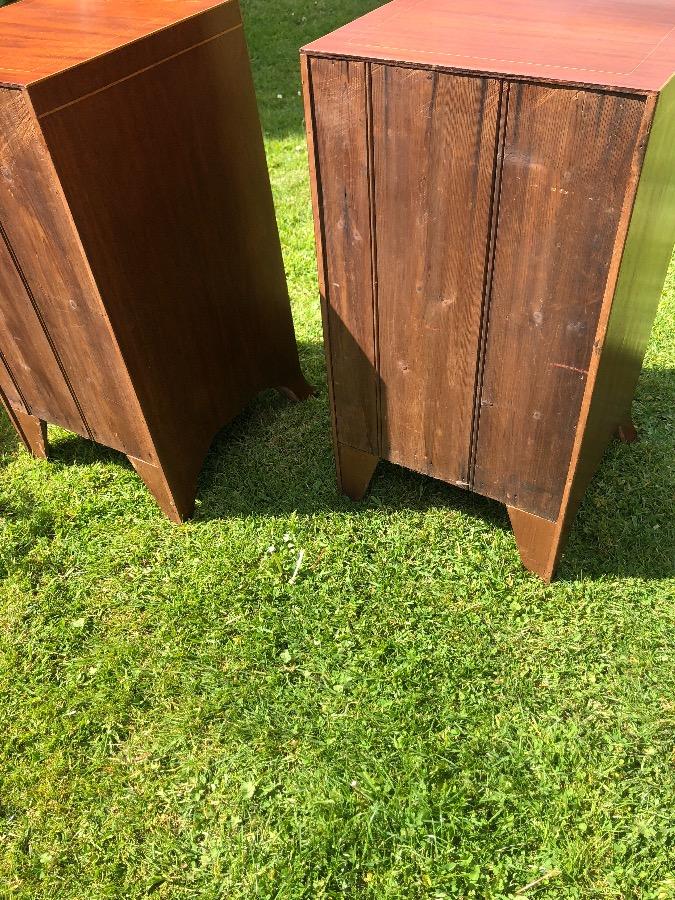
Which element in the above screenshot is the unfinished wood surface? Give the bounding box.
[13,408,48,459]
[372,65,500,486]
[303,0,675,580]
[308,56,379,456]
[0,353,23,413]
[473,84,646,521]
[0,385,48,458]
[303,0,675,93]
[0,224,83,432]
[552,78,675,542]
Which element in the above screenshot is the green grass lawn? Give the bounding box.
[1,0,675,897]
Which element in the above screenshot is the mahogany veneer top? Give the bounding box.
[303,0,675,92]
[0,0,231,88]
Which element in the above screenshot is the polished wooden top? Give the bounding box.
[303,0,675,92]
[0,0,233,88]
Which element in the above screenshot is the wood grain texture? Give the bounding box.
[38,21,307,497]
[12,408,48,459]
[0,88,155,459]
[27,2,242,118]
[0,0,231,88]
[372,65,499,486]
[0,223,82,432]
[303,0,675,92]
[1,0,309,520]
[308,56,379,456]
[473,84,646,521]
[549,78,675,553]
[0,352,23,413]
[498,90,660,578]
[303,0,675,580]
[301,52,344,491]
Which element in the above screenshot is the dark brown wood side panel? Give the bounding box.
[0,88,155,459]
[0,220,83,431]
[564,78,675,526]
[38,24,304,477]
[372,65,499,485]
[309,56,378,456]
[473,84,646,520]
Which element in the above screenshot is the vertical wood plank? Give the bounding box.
[473,84,646,520]
[0,88,155,460]
[372,65,500,485]
[309,56,379,456]
[0,220,84,432]
[559,80,675,535]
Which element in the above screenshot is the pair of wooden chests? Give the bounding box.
[1,0,674,581]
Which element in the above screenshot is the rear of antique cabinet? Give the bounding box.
[302,0,675,580]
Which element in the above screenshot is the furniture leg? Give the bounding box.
[506,505,570,583]
[617,420,638,443]
[3,402,48,459]
[277,372,315,402]
[337,442,379,500]
[128,456,198,524]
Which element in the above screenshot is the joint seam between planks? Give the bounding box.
[468,78,510,489]
[36,23,244,118]
[0,215,92,437]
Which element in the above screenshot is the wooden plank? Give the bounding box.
[308,56,379,456]
[505,84,664,581]
[371,64,500,485]
[0,217,84,431]
[301,53,342,480]
[473,83,646,521]
[302,0,675,93]
[560,76,675,539]
[0,352,25,414]
[0,88,156,460]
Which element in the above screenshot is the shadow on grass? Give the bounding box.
[3,347,671,583]
[197,367,675,583]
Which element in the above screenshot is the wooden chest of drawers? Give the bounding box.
[302,0,675,580]
[0,0,311,521]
